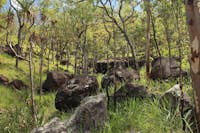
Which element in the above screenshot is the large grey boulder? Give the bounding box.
[31,117,67,133]
[101,68,140,89]
[150,57,187,80]
[67,94,107,132]
[159,84,198,133]
[55,75,99,111]
[32,94,107,133]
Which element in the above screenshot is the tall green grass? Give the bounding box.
[102,98,183,133]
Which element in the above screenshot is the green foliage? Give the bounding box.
[0,0,6,9]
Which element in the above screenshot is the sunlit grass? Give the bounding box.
[0,85,24,109]
[102,98,183,133]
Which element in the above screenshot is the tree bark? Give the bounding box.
[164,25,172,75]
[74,41,79,75]
[151,15,161,57]
[16,24,23,68]
[113,24,117,111]
[29,42,37,127]
[82,29,88,75]
[145,0,151,78]
[185,0,200,131]
[5,8,11,45]
[39,43,44,96]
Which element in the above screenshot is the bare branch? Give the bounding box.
[9,0,18,12]
[27,17,35,30]
[108,0,114,15]
[124,12,134,22]
[118,0,124,23]
[104,19,113,23]
[103,18,112,43]
[8,42,29,61]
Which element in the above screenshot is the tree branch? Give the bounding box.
[8,42,29,61]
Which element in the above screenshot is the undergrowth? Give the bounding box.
[0,53,194,133]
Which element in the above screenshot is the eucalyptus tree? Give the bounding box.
[150,7,161,57]
[98,0,140,70]
[185,0,200,131]
[37,0,50,96]
[8,0,38,126]
[9,0,35,68]
[64,1,96,75]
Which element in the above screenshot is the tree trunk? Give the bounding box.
[151,15,161,57]
[145,0,151,78]
[164,25,172,75]
[47,45,51,72]
[56,42,59,71]
[82,30,88,75]
[113,25,117,111]
[16,25,23,68]
[121,30,138,70]
[5,8,11,45]
[185,0,200,131]
[39,43,44,96]
[66,48,70,71]
[29,42,37,127]
[74,40,79,75]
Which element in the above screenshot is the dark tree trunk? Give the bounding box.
[151,15,161,57]
[145,0,151,78]
[113,25,117,111]
[16,25,23,68]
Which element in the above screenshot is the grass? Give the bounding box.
[0,52,194,133]
[102,99,183,133]
[0,53,72,132]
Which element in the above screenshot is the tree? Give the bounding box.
[98,0,139,69]
[144,0,151,78]
[66,1,95,75]
[28,32,38,127]
[10,0,35,68]
[185,0,200,131]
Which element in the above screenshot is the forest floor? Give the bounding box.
[0,52,193,133]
